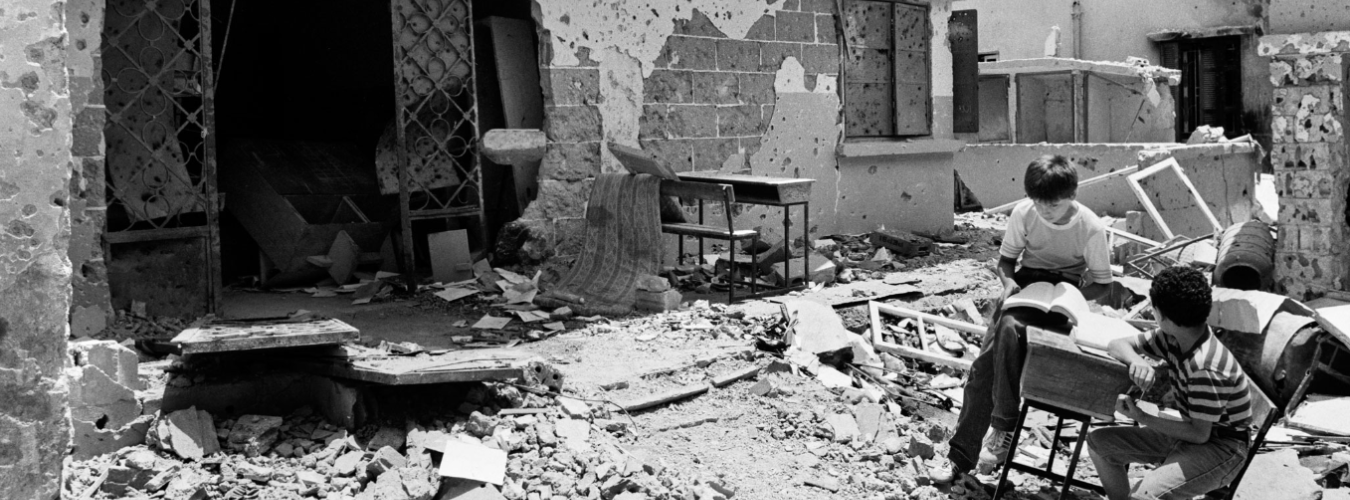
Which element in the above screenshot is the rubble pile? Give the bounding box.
[94,307,192,341]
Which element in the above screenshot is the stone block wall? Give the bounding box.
[1260,32,1350,300]
[66,0,113,338]
[0,0,75,496]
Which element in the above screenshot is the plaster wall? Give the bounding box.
[0,0,74,496]
[506,0,958,263]
[1269,0,1350,35]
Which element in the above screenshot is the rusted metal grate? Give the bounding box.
[389,0,484,278]
[102,0,221,311]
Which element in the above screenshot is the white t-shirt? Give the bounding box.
[999,199,1112,285]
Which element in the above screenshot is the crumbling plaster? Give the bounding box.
[517,0,959,263]
[1269,0,1350,35]
[0,0,75,496]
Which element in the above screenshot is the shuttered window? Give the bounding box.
[842,0,932,138]
[950,10,979,133]
[1159,36,1245,142]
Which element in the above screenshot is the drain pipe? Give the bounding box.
[1071,1,1083,58]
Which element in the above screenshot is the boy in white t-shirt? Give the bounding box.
[933,155,1116,483]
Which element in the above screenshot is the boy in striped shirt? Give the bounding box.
[1088,267,1253,500]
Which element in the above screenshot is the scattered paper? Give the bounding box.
[311,289,338,298]
[552,307,573,318]
[472,260,492,278]
[472,315,513,330]
[438,437,508,484]
[435,287,479,304]
[543,322,566,332]
[375,271,400,280]
[504,282,538,304]
[495,268,531,285]
[452,320,468,328]
[872,247,892,262]
[351,281,384,305]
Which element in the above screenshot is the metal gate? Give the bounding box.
[389,0,485,279]
[102,0,221,313]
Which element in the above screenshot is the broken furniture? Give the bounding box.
[291,346,563,391]
[218,139,390,287]
[658,178,760,303]
[674,172,816,299]
[1126,157,1223,241]
[172,316,361,354]
[993,326,1130,499]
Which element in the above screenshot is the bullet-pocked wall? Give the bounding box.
[0,0,76,496]
[1261,32,1350,300]
[499,0,958,262]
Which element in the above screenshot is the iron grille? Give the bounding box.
[102,0,220,311]
[390,0,484,276]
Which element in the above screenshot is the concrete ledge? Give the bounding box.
[838,139,966,158]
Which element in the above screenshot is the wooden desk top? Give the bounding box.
[675,172,815,206]
[1021,326,1133,421]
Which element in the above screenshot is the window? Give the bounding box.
[1159,36,1245,142]
[841,0,932,138]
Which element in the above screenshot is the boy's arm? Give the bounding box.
[1080,224,1113,302]
[997,256,1020,301]
[998,206,1027,300]
[1117,396,1213,444]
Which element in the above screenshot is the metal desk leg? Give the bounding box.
[781,204,791,286]
[803,202,809,285]
[1058,420,1092,500]
[749,233,759,297]
[993,402,1032,500]
[728,237,737,304]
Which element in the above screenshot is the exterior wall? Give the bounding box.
[66,0,112,337]
[1261,32,1350,300]
[0,0,74,497]
[954,0,1273,151]
[1270,0,1350,35]
[504,0,957,262]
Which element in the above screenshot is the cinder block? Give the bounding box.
[644,70,693,104]
[691,138,740,170]
[1277,225,1300,253]
[692,72,740,104]
[739,73,777,104]
[541,68,600,106]
[801,43,840,74]
[664,36,717,71]
[760,42,803,72]
[1272,115,1293,143]
[717,105,765,136]
[1279,198,1337,225]
[744,14,776,41]
[775,10,816,43]
[639,139,694,173]
[717,39,760,71]
[1273,88,1298,116]
[544,105,603,143]
[540,142,601,182]
[1278,170,1335,199]
[815,13,837,44]
[1298,143,1328,169]
[670,105,719,138]
[635,289,682,312]
[673,10,726,38]
[800,0,837,13]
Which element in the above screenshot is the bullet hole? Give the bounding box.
[868,165,878,174]
[0,317,7,343]
[900,192,913,202]
[82,262,97,278]
[18,71,39,93]
[25,45,43,64]
[51,195,65,207]
[21,204,36,217]
[95,414,109,430]
[76,39,86,50]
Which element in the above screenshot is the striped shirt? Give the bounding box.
[1136,327,1253,429]
[999,200,1112,286]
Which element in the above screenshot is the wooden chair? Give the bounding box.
[658,179,759,303]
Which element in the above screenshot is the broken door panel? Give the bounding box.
[102,0,221,314]
[950,10,979,134]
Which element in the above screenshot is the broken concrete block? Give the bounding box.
[400,465,439,500]
[907,435,936,460]
[406,426,452,454]
[825,413,860,443]
[335,450,364,476]
[164,468,210,500]
[357,467,406,500]
[782,299,852,357]
[869,229,933,257]
[152,407,220,461]
[235,461,274,482]
[635,274,671,293]
[925,423,948,442]
[142,464,180,492]
[769,258,838,287]
[1235,449,1320,500]
[853,403,885,443]
[101,465,138,496]
[815,365,853,390]
[634,289,682,312]
[367,446,407,476]
[70,414,153,460]
[482,129,547,166]
[556,397,591,419]
[73,339,141,390]
[882,436,906,455]
[804,475,841,492]
[554,419,592,453]
[68,363,141,430]
[366,426,408,451]
[227,415,284,457]
[748,379,777,397]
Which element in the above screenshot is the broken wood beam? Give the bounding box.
[985,165,1140,215]
[873,303,986,335]
[619,383,712,413]
[710,364,763,388]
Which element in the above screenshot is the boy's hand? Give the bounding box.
[1128,361,1156,391]
[1115,394,1142,421]
[1000,278,1022,302]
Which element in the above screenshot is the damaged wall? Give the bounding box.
[1261,32,1350,300]
[503,0,958,262]
[65,0,110,338]
[1270,0,1350,35]
[0,0,74,497]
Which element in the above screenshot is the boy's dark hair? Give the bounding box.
[1023,155,1079,201]
[1150,267,1212,327]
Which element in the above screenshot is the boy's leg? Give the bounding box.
[1131,436,1247,500]
[1086,426,1175,500]
[946,316,1002,473]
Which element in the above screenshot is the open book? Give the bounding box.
[1005,282,1141,353]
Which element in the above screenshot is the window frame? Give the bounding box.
[839,0,934,140]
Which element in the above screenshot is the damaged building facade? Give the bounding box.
[5,0,1350,496]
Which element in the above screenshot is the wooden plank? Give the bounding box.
[619,383,712,413]
[710,364,763,388]
[1020,326,1132,420]
[1104,226,1162,248]
[675,172,815,205]
[292,347,545,385]
[985,165,1140,215]
[172,318,360,354]
[873,340,974,371]
[875,302,986,334]
[657,180,734,202]
[487,17,545,129]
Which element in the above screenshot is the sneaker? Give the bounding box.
[978,428,1014,465]
[927,459,966,484]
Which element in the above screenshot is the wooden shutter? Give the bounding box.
[893,2,931,136]
[950,10,978,133]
